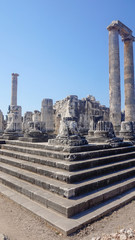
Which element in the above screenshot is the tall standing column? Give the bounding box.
[123,37,135,121]
[108,27,121,132]
[11,73,19,106]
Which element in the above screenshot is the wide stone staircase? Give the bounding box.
[0,140,135,235]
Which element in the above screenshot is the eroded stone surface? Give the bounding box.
[54,95,109,135]
[49,117,88,146]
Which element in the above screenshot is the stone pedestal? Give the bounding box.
[87,121,115,143]
[19,129,48,142]
[94,130,109,139]
[88,130,94,137]
[48,117,88,146]
[6,106,22,131]
[119,121,135,140]
[49,135,87,146]
[3,106,22,140]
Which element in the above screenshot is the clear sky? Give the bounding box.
[0,0,135,117]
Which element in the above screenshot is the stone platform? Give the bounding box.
[0,140,135,235]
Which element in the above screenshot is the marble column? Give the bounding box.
[11,73,19,106]
[123,37,135,121]
[41,99,54,132]
[108,27,121,132]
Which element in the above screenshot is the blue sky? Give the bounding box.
[0,0,135,116]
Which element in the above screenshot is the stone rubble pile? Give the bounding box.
[91,228,135,240]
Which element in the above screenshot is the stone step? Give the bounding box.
[69,145,135,161]
[4,139,133,153]
[0,171,135,218]
[5,140,65,152]
[0,154,135,183]
[0,183,135,236]
[2,143,135,161]
[1,148,135,172]
[0,161,135,198]
[1,144,67,160]
[0,149,71,170]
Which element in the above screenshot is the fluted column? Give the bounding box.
[108,27,121,132]
[11,73,19,106]
[124,37,135,121]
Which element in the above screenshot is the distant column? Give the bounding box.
[108,27,121,132]
[41,99,54,132]
[123,37,135,121]
[11,73,19,106]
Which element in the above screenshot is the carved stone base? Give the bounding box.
[48,135,88,146]
[88,130,94,137]
[87,130,111,143]
[113,125,121,136]
[119,131,135,140]
[19,130,48,142]
[94,130,109,138]
[119,121,135,140]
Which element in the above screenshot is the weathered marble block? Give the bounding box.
[119,121,135,140]
[49,117,87,146]
[6,105,22,132]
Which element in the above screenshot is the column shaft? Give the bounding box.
[11,73,19,106]
[109,28,121,132]
[124,39,135,121]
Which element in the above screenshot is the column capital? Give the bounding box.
[122,34,135,42]
[12,73,19,77]
[107,20,132,33]
[107,20,120,31]
[107,20,135,42]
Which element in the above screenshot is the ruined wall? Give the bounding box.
[23,111,46,134]
[54,95,109,135]
[21,95,109,136]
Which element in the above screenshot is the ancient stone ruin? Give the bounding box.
[3,73,22,139]
[1,21,135,144]
[54,95,110,141]
[0,20,135,236]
